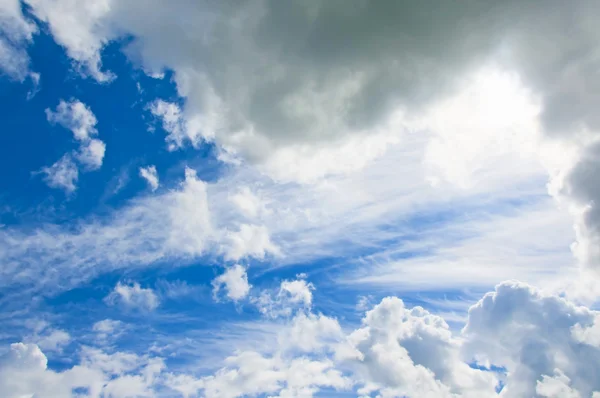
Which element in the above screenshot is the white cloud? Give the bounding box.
[537,370,583,398]
[222,224,280,261]
[46,99,99,142]
[212,264,251,302]
[40,100,106,190]
[463,281,600,397]
[35,329,70,353]
[25,0,114,81]
[92,319,123,343]
[340,296,497,398]
[149,99,203,151]
[3,281,600,397]
[39,154,78,193]
[0,167,214,298]
[0,0,37,81]
[254,279,314,318]
[139,165,159,191]
[105,282,159,311]
[77,138,106,170]
[229,186,264,219]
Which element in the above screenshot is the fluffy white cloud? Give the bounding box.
[3,281,600,397]
[139,165,159,191]
[25,0,114,81]
[39,154,78,193]
[212,264,251,302]
[222,224,280,261]
[340,296,497,398]
[40,100,106,190]
[92,319,123,343]
[77,138,106,170]
[149,99,203,151]
[46,99,99,142]
[105,281,159,311]
[254,279,314,318]
[34,329,70,352]
[463,281,600,397]
[0,0,37,81]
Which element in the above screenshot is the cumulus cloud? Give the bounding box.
[2,281,600,397]
[463,280,600,397]
[38,154,78,193]
[46,99,99,142]
[222,224,280,261]
[139,165,159,191]
[39,100,106,190]
[254,279,314,318]
[212,264,251,302]
[77,138,106,170]
[0,342,168,398]
[105,281,159,311]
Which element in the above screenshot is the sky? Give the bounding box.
[1,0,600,397]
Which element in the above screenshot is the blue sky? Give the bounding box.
[1,1,600,397]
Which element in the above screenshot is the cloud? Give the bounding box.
[222,224,280,262]
[77,138,106,170]
[92,319,123,343]
[139,165,159,191]
[20,0,600,279]
[212,264,251,302]
[25,0,114,81]
[148,99,202,151]
[0,0,37,81]
[39,100,106,190]
[19,1,521,179]
[34,329,70,353]
[0,168,215,298]
[253,279,314,318]
[38,154,78,193]
[104,282,160,311]
[2,281,600,397]
[0,342,168,398]
[463,280,600,397]
[229,187,265,219]
[46,100,99,142]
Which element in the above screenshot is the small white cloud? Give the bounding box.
[253,279,314,318]
[212,264,251,302]
[46,100,98,142]
[222,224,280,261]
[92,319,123,342]
[139,165,159,191]
[38,154,78,194]
[39,100,105,191]
[280,279,313,308]
[77,138,106,170]
[149,100,199,150]
[105,282,160,311]
[35,330,70,353]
